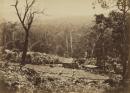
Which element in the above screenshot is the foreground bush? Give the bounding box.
[2,50,60,65]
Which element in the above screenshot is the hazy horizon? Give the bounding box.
[0,0,114,22]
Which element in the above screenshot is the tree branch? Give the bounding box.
[28,0,35,9]
[14,0,28,31]
[23,0,35,23]
[13,0,37,31]
[27,11,34,30]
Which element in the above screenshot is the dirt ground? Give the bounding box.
[0,57,129,93]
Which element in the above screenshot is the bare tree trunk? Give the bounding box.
[21,31,29,65]
[91,33,101,57]
[66,33,69,57]
[70,31,73,57]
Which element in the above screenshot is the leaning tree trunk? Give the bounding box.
[21,31,29,65]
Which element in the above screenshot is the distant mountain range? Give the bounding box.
[0,15,95,26]
[35,16,95,26]
[0,16,95,36]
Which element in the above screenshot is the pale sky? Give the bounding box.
[0,0,113,22]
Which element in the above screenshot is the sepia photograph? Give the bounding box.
[0,0,130,93]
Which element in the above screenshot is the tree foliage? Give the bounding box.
[93,0,130,80]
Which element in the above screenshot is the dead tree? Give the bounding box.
[70,31,73,57]
[13,0,38,65]
[65,30,69,57]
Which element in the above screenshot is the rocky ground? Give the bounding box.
[0,50,129,93]
[0,60,113,93]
